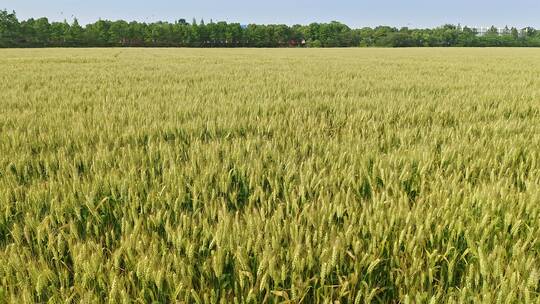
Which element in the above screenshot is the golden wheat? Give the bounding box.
[0,48,540,303]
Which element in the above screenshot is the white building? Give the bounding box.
[472,26,531,37]
[472,27,506,36]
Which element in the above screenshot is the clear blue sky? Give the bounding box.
[3,0,540,28]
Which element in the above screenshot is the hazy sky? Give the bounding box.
[3,0,540,28]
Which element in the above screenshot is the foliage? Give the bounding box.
[1,48,540,303]
[3,9,540,47]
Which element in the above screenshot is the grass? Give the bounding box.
[0,48,540,303]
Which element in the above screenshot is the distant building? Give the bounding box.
[288,39,306,47]
[472,27,504,36]
[472,26,529,37]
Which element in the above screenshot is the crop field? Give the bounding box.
[1,48,540,303]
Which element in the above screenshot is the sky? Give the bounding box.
[2,0,540,28]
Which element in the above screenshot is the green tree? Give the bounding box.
[34,17,51,46]
[85,20,111,46]
[109,20,129,45]
[511,27,519,39]
[19,18,37,46]
[225,23,243,46]
[0,10,20,47]
[486,26,499,36]
[68,18,83,46]
[49,21,70,46]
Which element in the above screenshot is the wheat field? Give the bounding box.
[1,48,540,303]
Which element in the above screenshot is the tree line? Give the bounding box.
[2,9,540,48]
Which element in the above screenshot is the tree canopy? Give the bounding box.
[2,10,540,47]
